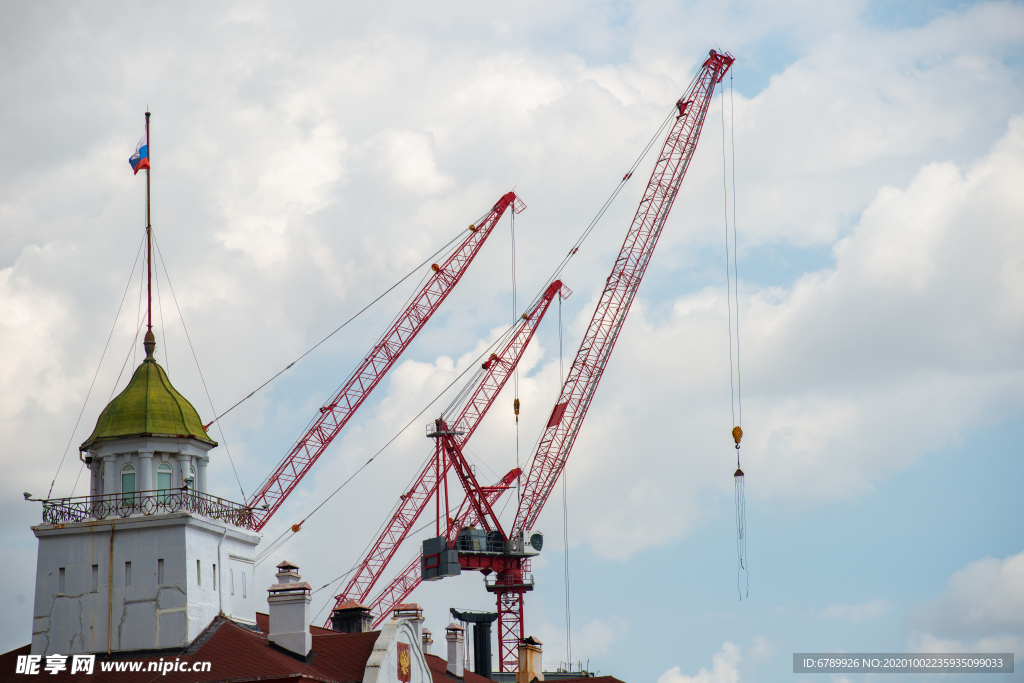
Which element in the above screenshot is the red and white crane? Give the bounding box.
[369,50,734,672]
[326,278,571,620]
[246,192,525,531]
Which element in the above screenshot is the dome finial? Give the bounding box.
[144,329,156,360]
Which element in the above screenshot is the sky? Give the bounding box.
[2,1,1023,681]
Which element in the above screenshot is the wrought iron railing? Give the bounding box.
[41,488,256,530]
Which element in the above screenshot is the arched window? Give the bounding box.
[121,464,136,505]
[157,463,173,504]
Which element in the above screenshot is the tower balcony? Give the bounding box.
[40,488,256,530]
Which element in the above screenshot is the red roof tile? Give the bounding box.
[0,616,378,682]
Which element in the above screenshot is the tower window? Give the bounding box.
[197,560,201,586]
[157,463,172,504]
[212,564,217,590]
[242,571,246,599]
[230,568,234,596]
[158,558,164,585]
[91,565,98,592]
[58,567,65,595]
[125,561,132,588]
[121,463,136,504]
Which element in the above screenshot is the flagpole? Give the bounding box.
[145,111,152,336]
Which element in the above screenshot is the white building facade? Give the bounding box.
[31,332,260,655]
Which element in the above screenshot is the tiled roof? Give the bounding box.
[424,652,495,683]
[0,616,627,683]
[1,615,377,682]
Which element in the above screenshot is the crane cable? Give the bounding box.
[559,294,573,666]
[721,71,747,600]
[512,206,521,507]
[258,86,697,570]
[254,316,525,566]
[203,224,473,436]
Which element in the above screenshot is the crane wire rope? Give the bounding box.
[310,512,440,623]
[720,71,747,600]
[513,76,701,483]
[263,94,692,585]
[240,217,493,503]
[50,234,147,499]
[512,204,521,506]
[203,225,472,434]
[559,293,573,666]
[152,231,247,502]
[254,317,524,567]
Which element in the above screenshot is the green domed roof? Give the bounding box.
[81,334,216,450]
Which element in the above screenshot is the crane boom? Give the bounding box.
[247,192,525,530]
[514,51,734,534]
[366,467,520,628]
[329,279,570,609]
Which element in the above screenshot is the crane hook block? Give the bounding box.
[521,313,529,320]
[431,264,440,272]
[732,426,743,445]
[468,224,477,232]
[291,522,303,533]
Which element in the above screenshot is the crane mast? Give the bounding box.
[247,192,525,530]
[327,279,571,617]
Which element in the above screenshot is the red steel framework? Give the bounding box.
[514,51,734,535]
[334,49,732,673]
[366,467,521,627]
[326,279,571,617]
[398,50,734,671]
[246,192,526,530]
[489,50,735,670]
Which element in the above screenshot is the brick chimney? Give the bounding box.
[329,598,374,633]
[422,628,433,655]
[517,636,544,683]
[445,622,465,677]
[267,561,312,658]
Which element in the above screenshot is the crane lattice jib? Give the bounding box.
[366,467,520,628]
[514,51,734,533]
[328,280,569,611]
[247,192,525,530]
[368,468,519,628]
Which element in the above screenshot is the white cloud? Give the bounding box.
[1,1,1023,673]
[658,642,741,683]
[561,113,1024,558]
[906,548,1024,653]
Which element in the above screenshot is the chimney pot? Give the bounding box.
[445,622,465,677]
[393,602,425,642]
[329,599,375,633]
[517,636,544,683]
[422,628,433,656]
[267,562,312,657]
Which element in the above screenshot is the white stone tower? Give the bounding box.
[31,330,260,655]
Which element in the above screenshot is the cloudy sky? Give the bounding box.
[3,1,1023,681]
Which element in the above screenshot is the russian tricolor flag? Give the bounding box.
[129,134,150,175]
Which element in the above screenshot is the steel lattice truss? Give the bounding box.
[366,467,520,628]
[326,279,570,616]
[514,51,735,534]
[247,192,525,530]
